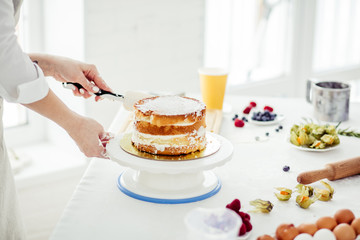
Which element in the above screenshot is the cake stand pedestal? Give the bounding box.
[107,132,233,204]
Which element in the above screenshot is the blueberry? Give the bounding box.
[232,117,237,121]
[275,128,279,132]
[265,132,269,136]
[283,165,290,172]
[242,117,247,121]
[234,114,239,118]
[279,125,283,129]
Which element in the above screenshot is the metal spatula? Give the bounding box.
[62,82,152,111]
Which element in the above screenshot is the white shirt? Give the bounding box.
[0,0,49,104]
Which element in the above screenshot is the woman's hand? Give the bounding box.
[24,90,114,158]
[29,54,112,101]
[67,115,114,158]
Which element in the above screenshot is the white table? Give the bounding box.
[50,96,360,240]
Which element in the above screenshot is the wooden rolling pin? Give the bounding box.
[297,156,360,184]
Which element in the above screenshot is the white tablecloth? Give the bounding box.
[50,96,360,240]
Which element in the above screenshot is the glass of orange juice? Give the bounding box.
[198,68,228,110]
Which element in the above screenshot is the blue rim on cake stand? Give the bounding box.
[107,132,233,204]
[117,172,222,204]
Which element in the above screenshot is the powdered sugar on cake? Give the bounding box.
[135,95,205,116]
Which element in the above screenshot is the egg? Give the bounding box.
[334,209,355,224]
[333,223,356,240]
[294,233,312,240]
[351,218,360,235]
[316,216,337,230]
[276,223,300,240]
[297,223,318,235]
[256,234,275,240]
[313,228,336,240]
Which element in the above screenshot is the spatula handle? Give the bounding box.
[62,82,123,98]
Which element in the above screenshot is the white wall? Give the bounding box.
[83,0,205,129]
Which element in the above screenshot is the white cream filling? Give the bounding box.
[197,126,205,136]
[132,127,206,152]
[132,131,174,151]
[133,131,187,140]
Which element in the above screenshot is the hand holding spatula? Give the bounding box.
[63,82,152,111]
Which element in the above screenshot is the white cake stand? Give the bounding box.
[107,132,233,204]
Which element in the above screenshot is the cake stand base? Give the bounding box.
[117,169,221,204]
[107,132,233,204]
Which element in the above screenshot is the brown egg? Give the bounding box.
[257,234,275,240]
[276,223,300,240]
[316,216,337,230]
[297,223,318,236]
[334,209,355,224]
[333,223,356,240]
[351,218,360,235]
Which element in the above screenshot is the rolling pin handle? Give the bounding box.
[297,166,334,184]
[297,156,360,185]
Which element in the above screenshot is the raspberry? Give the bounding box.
[243,219,253,232]
[243,106,252,114]
[239,223,247,236]
[264,106,273,112]
[249,101,257,107]
[234,119,245,127]
[239,211,250,221]
[226,199,241,212]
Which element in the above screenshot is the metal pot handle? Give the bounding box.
[306,78,319,103]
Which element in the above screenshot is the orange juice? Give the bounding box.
[199,68,228,110]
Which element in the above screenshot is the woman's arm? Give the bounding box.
[28,54,113,101]
[0,0,49,104]
[23,90,108,158]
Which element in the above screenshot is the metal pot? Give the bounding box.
[306,79,350,122]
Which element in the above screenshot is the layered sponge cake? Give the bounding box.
[132,95,207,155]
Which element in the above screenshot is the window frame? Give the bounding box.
[4,109,47,148]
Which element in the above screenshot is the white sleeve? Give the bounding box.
[0,0,49,104]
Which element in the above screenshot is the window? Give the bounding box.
[3,104,27,128]
[204,0,291,85]
[3,1,47,148]
[313,0,360,72]
[4,1,29,130]
[205,0,360,97]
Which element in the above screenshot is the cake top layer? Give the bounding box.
[135,96,205,116]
